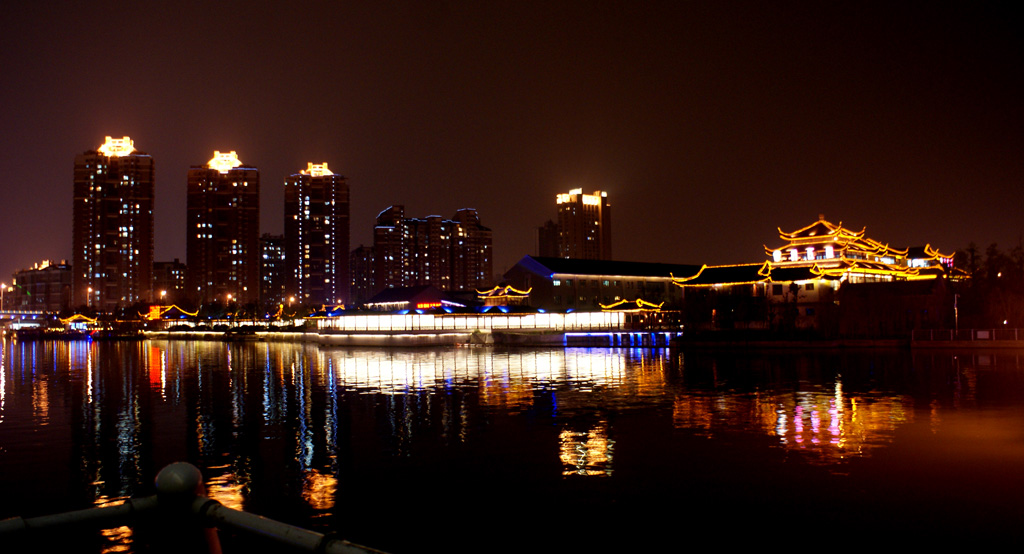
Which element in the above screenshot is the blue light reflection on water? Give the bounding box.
[2,340,1024,551]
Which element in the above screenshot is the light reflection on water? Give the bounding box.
[3,339,1024,550]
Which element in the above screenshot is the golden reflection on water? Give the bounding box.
[672,381,912,462]
[303,468,337,513]
[94,495,132,554]
[32,375,49,425]
[559,422,614,476]
[206,465,245,510]
[564,350,626,388]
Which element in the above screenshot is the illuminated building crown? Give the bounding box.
[97,136,135,157]
[208,151,244,173]
[301,162,333,177]
[556,189,607,206]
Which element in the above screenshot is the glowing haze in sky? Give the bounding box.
[1,1,1021,282]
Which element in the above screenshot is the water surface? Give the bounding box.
[2,339,1024,551]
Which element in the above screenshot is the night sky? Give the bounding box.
[1,1,1021,283]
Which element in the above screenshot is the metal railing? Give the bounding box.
[912,328,1024,342]
[0,462,387,554]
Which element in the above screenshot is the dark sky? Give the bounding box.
[1,1,1021,283]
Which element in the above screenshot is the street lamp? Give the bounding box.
[954,293,959,334]
[160,290,167,303]
[87,287,93,309]
[1,282,5,311]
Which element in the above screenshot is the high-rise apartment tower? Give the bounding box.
[73,136,154,310]
[556,188,611,260]
[373,206,492,293]
[284,162,350,305]
[186,151,260,305]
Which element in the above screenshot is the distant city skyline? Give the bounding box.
[2,2,1021,283]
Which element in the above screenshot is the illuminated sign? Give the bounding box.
[208,151,243,173]
[416,302,442,309]
[97,136,135,157]
[301,162,333,177]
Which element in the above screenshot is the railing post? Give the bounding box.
[155,462,222,554]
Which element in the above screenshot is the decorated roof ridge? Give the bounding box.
[307,303,347,318]
[670,264,707,283]
[670,261,768,282]
[765,234,911,257]
[809,259,939,279]
[778,217,866,240]
[599,298,664,311]
[775,217,944,259]
[519,256,702,280]
[476,284,532,297]
[60,313,98,324]
[761,261,830,280]
[771,233,886,249]
[671,262,772,287]
[919,244,954,259]
[140,304,200,320]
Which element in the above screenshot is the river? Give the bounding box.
[2,338,1024,551]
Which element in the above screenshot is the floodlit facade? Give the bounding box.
[284,163,350,305]
[556,188,611,260]
[186,151,260,305]
[73,136,154,310]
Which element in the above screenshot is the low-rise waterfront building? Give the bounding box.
[503,256,700,311]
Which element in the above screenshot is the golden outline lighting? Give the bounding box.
[141,305,200,320]
[208,150,243,173]
[674,216,961,290]
[300,162,333,177]
[97,136,135,157]
[476,285,532,297]
[60,313,98,325]
[599,298,664,311]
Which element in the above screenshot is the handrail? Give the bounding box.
[0,462,387,554]
[912,328,1024,342]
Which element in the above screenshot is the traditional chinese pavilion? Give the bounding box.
[672,216,960,332]
[675,215,955,289]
